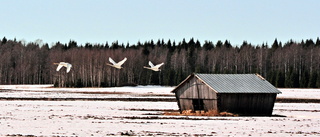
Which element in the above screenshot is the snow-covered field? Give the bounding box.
[278,88,320,99]
[0,85,175,100]
[0,85,320,136]
[0,85,174,95]
[1,85,320,99]
[0,101,319,136]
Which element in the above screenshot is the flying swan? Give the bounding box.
[107,57,127,69]
[54,62,72,73]
[144,61,164,71]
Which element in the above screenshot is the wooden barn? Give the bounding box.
[171,73,281,116]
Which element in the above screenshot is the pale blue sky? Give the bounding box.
[1,0,319,46]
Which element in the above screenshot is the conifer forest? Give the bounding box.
[1,37,320,88]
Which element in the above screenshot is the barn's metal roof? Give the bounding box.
[194,73,281,94]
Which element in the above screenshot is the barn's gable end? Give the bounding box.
[174,76,217,99]
[173,74,218,111]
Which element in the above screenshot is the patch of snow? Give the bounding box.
[0,85,174,95]
[0,101,319,136]
[2,85,320,100]
[0,85,320,136]
[0,84,54,89]
[278,88,320,99]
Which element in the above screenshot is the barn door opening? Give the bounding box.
[192,99,204,111]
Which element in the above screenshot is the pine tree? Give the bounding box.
[142,44,150,56]
[110,41,119,49]
[304,39,315,47]
[272,38,279,49]
[203,40,214,50]
[105,41,109,48]
[1,37,7,45]
[195,40,201,48]
[224,40,232,48]
[315,37,320,46]
[68,40,78,49]
[308,72,318,88]
[276,71,285,88]
[216,40,223,48]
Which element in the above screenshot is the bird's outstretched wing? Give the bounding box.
[154,63,164,68]
[66,64,72,73]
[117,57,127,66]
[56,64,64,71]
[148,61,155,67]
[109,57,116,65]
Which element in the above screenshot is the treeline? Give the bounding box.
[1,37,320,88]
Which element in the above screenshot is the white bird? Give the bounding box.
[54,62,72,73]
[144,61,164,71]
[107,57,127,69]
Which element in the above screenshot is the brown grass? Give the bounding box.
[164,110,238,117]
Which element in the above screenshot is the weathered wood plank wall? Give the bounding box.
[175,76,218,111]
[218,93,277,115]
